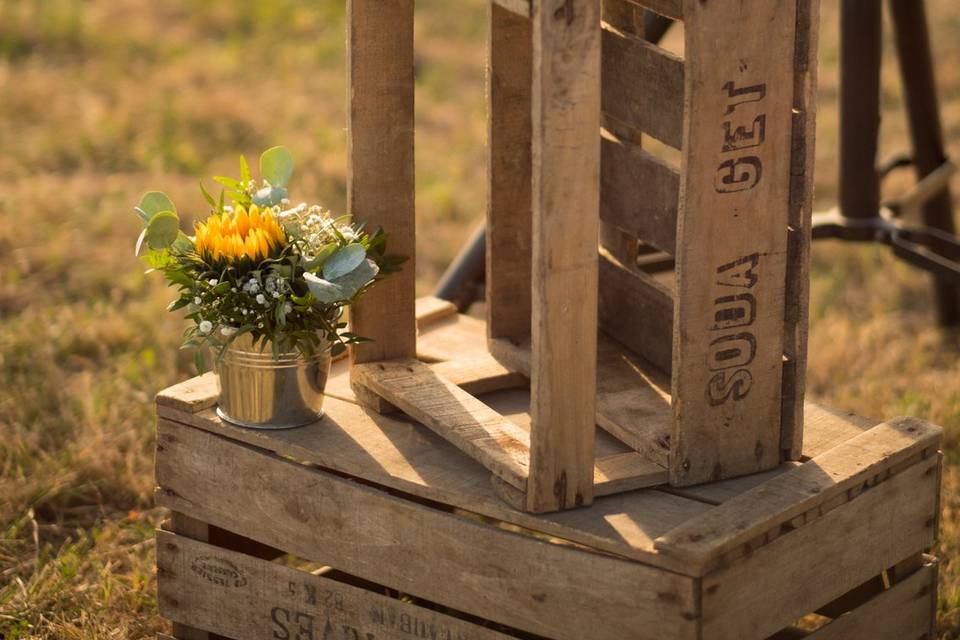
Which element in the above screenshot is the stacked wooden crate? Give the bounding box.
[351,0,819,511]
[154,0,943,637]
[155,300,942,640]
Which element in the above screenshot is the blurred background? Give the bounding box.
[1,0,960,637]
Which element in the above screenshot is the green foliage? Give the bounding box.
[144,211,179,250]
[260,145,294,187]
[133,146,400,365]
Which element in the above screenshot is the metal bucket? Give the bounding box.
[214,334,332,429]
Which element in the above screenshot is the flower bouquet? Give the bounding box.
[135,146,400,429]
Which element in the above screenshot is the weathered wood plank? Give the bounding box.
[781,0,821,460]
[602,26,684,149]
[488,2,533,341]
[353,359,666,499]
[601,133,681,254]
[158,531,517,640]
[699,458,939,639]
[594,451,667,494]
[155,420,700,640]
[492,0,531,18]
[624,0,682,21]
[803,561,937,640]
[801,403,876,459]
[347,0,416,364]
[490,335,673,468]
[670,0,800,486]
[168,514,211,640]
[352,359,531,490]
[599,248,674,373]
[156,394,706,573]
[655,417,942,570]
[429,354,528,396]
[528,0,602,512]
[414,296,458,326]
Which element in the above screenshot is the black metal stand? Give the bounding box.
[812,0,960,325]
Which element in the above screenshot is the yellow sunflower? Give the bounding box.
[194,204,287,264]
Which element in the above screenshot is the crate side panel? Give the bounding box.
[157,531,518,640]
[700,457,939,640]
[803,561,937,640]
[671,0,800,485]
[155,420,699,640]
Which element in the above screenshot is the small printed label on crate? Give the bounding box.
[190,555,248,588]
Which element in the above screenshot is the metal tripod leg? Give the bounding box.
[889,0,960,325]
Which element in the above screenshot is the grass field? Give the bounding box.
[1,0,960,637]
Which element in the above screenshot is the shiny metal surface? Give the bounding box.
[214,334,331,429]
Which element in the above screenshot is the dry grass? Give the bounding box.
[1,0,959,637]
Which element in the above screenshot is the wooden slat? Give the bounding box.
[487,2,533,341]
[156,397,706,572]
[670,0,800,486]
[492,0,531,18]
[803,561,937,640]
[594,451,667,494]
[169,514,211,640]
[414,296,458,326]
[699,458,939,639]
[353,359,667,500]
[490,334,672,468]
[601,133,680,254]
[352,359,531,490]
[781,0,821,459]
[158,531,516,640]
[655,417,942,571]
[624,0,682,21]
[599,248,674,372]
[602,26,684,149]
[800,404,876,459]
[347,0,416,364]
[528,0,601,512]
[429,354,528,396]
[155,420,700,640]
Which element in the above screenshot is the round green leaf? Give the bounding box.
[137,191,176,221]
[322,244,366,281]
[260,146,294,188]
[145,211,180,250]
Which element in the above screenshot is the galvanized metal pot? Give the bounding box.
[214,334,332,430]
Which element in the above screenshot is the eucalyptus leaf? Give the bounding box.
[305,258,379,304]
[332,258,379,298]
[303,272,346,304]
[322,244,366,281]
[137,191,176,222]
[145,211,180,250]
[260,146,294,187]
[252,185,288,207]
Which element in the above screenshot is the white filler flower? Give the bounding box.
[198,320,213,334]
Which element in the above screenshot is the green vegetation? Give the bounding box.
[1,0,960,637]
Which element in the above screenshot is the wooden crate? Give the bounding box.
[155,300,942,640]
[348,0,821,514]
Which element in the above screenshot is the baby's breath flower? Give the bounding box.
[199,320,213,334]
[256,294,267,305]
[221,326,238,337]
[194,296,202,305]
